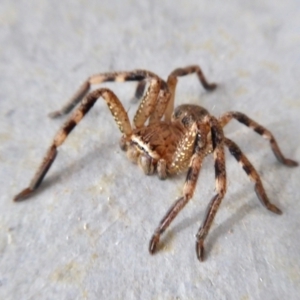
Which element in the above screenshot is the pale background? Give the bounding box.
[1,0,300,299]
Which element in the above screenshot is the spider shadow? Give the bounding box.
[158,189,261,259]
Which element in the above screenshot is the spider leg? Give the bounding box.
[168,122,199,175]
[132,81,171,125]
[128,75,169,126]
[165,65,217,122]
[14,88,132,202]
[149,122,208,254]
[149,152,205,255]
[168,65,217,90]
[138,153,155,175]
[219,111,298,167]
[148,84,171,124]
[133,77,161,128]
[195,116,227,262]
[48,70,164,118]
[132,65,217,122]
[224,137,282,214]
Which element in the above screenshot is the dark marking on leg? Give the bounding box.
[253,125,265,136]
[121,74,143,81]
[131,80,147,103]
[214,157,223,177]
[242,164,251,175]
[63,120,77,136]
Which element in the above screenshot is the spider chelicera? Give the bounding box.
[14,65,298,261]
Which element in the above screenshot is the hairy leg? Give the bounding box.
[132,80,147,102]
[48,70,164,118]
[149,151,205,254]
[14,88,132,201]
[133,78,161,128]
[132,65,217,122]
[195,116,227,261]
[165,65,217,121]
[149,121,210,255]
[219,111,298,167]
[148,86,171,124]
[224,137,282,214]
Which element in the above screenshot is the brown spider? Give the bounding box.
[14,65,298,261]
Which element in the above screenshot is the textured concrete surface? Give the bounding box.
[1,0,300,299]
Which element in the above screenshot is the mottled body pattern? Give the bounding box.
[14,65,298,261]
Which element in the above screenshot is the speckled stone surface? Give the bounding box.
[1,0,300,299]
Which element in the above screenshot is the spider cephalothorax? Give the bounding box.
[14,65,298,261]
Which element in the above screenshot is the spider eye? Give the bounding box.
[181,115,193,127]
[173,108,182,119]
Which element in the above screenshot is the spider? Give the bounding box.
[14,65,298,262]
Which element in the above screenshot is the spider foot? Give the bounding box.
[266,204,282,215]
[196,239,205,262]
[254,184,283,215]
[283,158,298,167]
[204,82,217,91]
[149,233,160,254]
[13,187,34,202]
